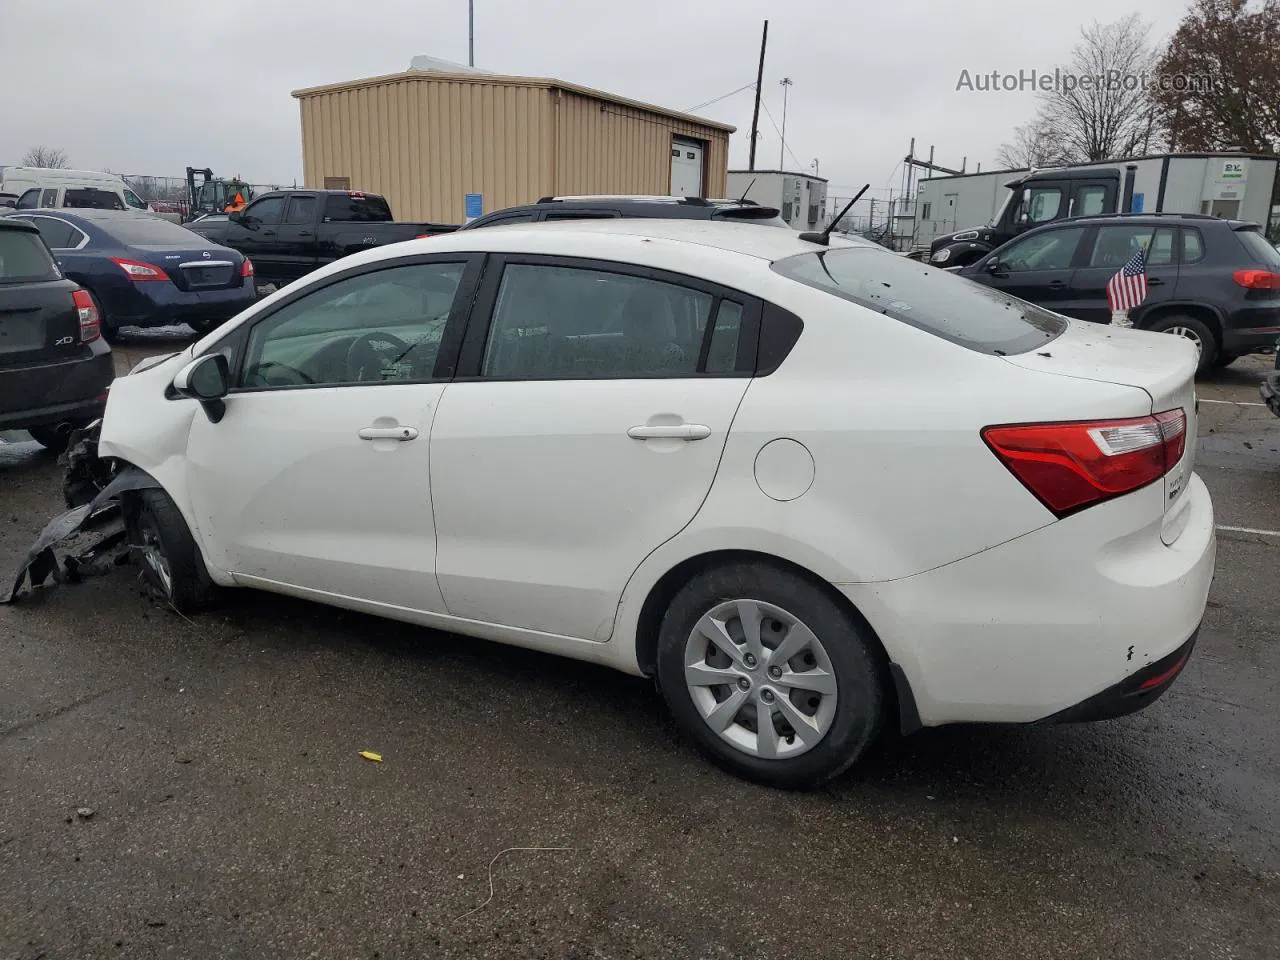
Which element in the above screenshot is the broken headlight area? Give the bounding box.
[2,423,163,604]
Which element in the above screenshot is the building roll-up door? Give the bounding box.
[670,137,704,197]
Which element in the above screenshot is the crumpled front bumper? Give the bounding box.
[1,423,161,604]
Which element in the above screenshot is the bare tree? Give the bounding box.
[21,146,70,168]
[995,121,1073,169]
[1155,0,1280,153]
[997,15,1167,166]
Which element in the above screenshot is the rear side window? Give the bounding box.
[284,195,317,224]
[323,194,393,222]
[771,247,1066,356]
[64,188,125,210]
[1235,229,1280,268]
[22,216,78,249]
[1181,228,1205,264]
[0,229,61,283]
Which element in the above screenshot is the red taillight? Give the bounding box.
[982,409,1187,517]
[1232,269,1280,289]
[241,258,255,278]
[71,289,100,343]
[414,233,431,239]
[111,256,168,281]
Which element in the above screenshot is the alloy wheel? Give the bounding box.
[1163,325,1204,356]
[683,599,838,760]
[137,516,174,599]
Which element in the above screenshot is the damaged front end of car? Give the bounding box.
[2,420,162,603]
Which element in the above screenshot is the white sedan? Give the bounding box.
[41,219,1217,787]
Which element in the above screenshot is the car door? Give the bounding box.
[1068,223,1178,325]
[429,255,757,640]
[228,195,285,273]
[273,193,319,283]
[972,225,1088,311]
[182,254,483,611]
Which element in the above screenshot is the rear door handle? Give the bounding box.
[1147,277,1165,286]
[1047,280,1067,289]
[358,425,419,441]
[627,423,712,441]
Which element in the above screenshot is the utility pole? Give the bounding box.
[779,77,793,168]
[811,158,820,177]
[468,0,475,66]
[748,20,768,171]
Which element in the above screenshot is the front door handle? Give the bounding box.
[1047,279,1067,289]
[358,425,419,441]
[627,423,712,441]
[1147,277,1165,286]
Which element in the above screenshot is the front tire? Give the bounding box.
[125,489,220,613]
[655,562,886,789]
[1143,314,1218,374]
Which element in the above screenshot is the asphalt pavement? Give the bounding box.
[1,333,1278,960]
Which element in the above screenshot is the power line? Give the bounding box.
[683,82,756,114]
[759,99,804,170]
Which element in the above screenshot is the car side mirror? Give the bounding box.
[985,258,1002,273]
[228,211,246,225]
[173,353,230,423]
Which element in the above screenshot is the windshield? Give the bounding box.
[770,246,1067,355]
[989,187,1018,228]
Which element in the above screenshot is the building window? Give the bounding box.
[781,202,793,222]
[921,202,932,220]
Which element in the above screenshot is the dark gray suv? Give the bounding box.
[956,212,1280,374]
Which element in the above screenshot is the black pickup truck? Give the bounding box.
[186,189,457,287]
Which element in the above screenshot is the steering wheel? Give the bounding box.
[247,360,316,386]
[345,331,410,382]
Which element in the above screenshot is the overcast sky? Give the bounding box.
[2,0,1190,205]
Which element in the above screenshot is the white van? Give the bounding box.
[0,166,152,215]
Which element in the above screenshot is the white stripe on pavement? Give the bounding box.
[1198,398,1267,407]
[1217,525,1280,538]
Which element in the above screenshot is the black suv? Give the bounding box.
[459,195,791,231]
[0,218,114,452]
[957,213,1280,373]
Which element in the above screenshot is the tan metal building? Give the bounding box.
[292,70,734,223]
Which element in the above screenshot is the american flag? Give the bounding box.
[1106,243,1148,314]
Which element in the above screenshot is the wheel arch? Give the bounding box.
[1135,301,1224,345]
[628,548,916,733]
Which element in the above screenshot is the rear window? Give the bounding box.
[770,246,1067,355]
[1236,228,1280,268]
[64,188,125,210]
[102,216,207,245]
[0,228,61,283]
[323,194,393,222]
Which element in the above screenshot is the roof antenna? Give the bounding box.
[800,183,869,246]
[737,176,757,204]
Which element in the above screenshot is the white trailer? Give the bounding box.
[916,152,1280,266]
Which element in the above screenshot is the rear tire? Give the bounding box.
[1143,314,1218,374]
[124,489,220,613]
[655,561,886,789]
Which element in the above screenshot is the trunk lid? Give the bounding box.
[1000,320,1199,515]
[132,244,243,292]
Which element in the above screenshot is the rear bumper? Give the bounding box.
[1039,628,1197,723]
[0,349,114,430]
[1221,309,1280,353]
[109,284,256,329]
[841,474,1216,728]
